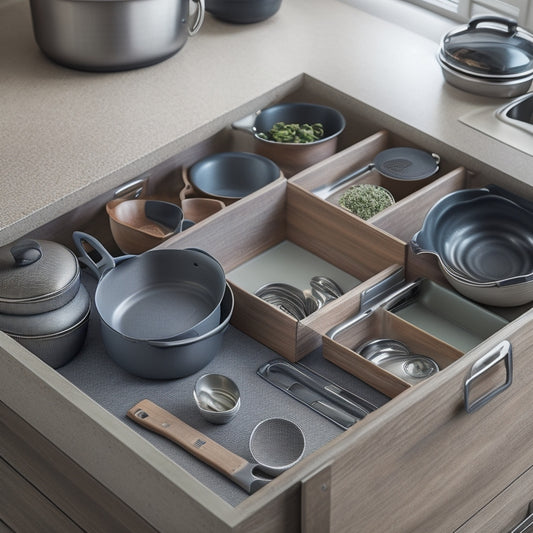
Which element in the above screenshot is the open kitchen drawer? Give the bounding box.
[3,75,533,532]
[2,303,533,532]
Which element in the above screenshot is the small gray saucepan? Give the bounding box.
[73,231,230,379]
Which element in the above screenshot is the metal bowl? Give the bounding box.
[411,186,533,306]
[232,102,346,176]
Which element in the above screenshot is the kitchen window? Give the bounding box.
[404,0,533,30]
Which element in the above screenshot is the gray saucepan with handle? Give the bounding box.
[73,231,230,378]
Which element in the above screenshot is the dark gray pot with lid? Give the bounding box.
[0,239,80,315]
[0,238,89,367]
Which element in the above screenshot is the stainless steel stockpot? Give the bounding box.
[29,0,205,72]
[437,15,533,97]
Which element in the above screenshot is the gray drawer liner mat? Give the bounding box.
[58,273,389,506]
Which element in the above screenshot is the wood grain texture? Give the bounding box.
[456,465,533,532]
[324,312,533,532]
[301,464,332,533]
[0,401,157,533]
[0,456,82,533]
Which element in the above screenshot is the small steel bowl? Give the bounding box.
[193,373,241,424]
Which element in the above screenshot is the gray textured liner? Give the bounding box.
[58,273,389,506]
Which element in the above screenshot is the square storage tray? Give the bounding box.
[322,276,509,398]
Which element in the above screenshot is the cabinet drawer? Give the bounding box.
[315,311,533,532]
[457,466,533,533]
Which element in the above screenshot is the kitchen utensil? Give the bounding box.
[248,418,305,477]
[73,232,232,379]
[193,373,241,424]
[106,199,184,254]
[0,237,90,367]
[312,147,440,200]
[366,352,439,385]
[357,338,411,360]
[232,102,345,176]
[74,231,226,341]
[206,0,281,24]
[255,276,344,319]
[410,186,533,306]
[437,16,533,97]
[0,239,80,315]
[186,152,281,203]
[258,358,375,429]
[127,399,271,494]
[0,284,91,368]
[180,197,225,223]
[29,0,205,72]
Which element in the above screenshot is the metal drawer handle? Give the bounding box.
[509,501,533,533]
[464,340,512,413]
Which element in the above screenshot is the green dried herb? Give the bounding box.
[338,184,394,220]
[257,122,325,143]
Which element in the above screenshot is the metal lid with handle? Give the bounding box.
[0,238,80,315]
[440,15,533,79]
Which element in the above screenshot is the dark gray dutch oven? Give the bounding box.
[73,231,230,378]
[0,238,89,368]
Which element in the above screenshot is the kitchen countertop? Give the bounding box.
[1,0,532,245]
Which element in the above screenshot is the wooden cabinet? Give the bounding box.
[2,83,533,532]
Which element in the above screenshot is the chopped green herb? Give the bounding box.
[257,122,325,143]
[338,184,394,220]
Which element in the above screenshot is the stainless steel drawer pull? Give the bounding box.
[113,176,148,199]
[464,340,512,413]
[509,501,533,533]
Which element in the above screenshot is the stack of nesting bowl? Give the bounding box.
[0,238,91,368]
[410,186,533,306]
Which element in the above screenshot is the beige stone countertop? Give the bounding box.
[1,0,532,244]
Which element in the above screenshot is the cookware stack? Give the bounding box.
[73,231,233,379]
[0,239,90,368]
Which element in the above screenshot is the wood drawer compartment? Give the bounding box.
[159,178,405,360]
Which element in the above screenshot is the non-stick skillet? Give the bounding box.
[312,147,440,200]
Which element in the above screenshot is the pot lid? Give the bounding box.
[0,239,80,306]
[440,15,533,79]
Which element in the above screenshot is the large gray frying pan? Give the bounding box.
[312,147,440,200]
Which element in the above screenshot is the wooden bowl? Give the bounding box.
[106,199,182,254]
[181,197,225,223]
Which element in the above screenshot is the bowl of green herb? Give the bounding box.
[232,102,345,176]
[338,183,395,220]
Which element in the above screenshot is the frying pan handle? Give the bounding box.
[127,399,255,491]
[72,231,117,279]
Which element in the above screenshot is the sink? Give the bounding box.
[496,93,533,135]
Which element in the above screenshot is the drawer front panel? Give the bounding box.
[325,312,533,532]
[456,466,533,532]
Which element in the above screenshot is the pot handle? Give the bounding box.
[189,0,205,36]
[231,111,260,135]
[468,15,518,34]
[72,231,116,279]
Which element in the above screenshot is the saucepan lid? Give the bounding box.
[439,15,533,79]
